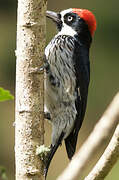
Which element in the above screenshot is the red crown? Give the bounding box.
[72,8,97,36]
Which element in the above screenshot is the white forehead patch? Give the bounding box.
[60,9,73,25]
[58,8,77,37]
[60,8,72,17]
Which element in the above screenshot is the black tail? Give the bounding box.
[44,132,65,179]
[65,95,86,160]
[65,132,78,159]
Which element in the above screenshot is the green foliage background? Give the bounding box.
[0,88,14,102]
[0,0,119,179]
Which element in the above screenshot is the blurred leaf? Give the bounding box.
[0,87,14,102]
[0,166,8,180]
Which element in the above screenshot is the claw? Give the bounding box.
[44,112,51,120]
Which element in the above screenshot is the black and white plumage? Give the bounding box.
[44,8,96,178]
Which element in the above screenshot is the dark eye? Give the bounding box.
[67,16,73,22]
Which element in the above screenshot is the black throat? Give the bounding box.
[75,22,92,48]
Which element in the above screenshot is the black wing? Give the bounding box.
[65,38,90,159]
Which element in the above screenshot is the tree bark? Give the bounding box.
[15,0,47,179]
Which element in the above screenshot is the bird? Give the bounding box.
[44,8,96,178]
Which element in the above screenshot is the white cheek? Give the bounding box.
[58,23,77,37]
[60,10,77,37]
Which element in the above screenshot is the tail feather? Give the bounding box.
[65,132,78,159]
[44,132,65,179]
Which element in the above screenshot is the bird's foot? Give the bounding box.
[44,112,51,121]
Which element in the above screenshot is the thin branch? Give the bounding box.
[15,0,47,179]
[57,92,119,180]
[85,123,119,180]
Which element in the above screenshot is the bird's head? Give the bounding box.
[46,8,96,37]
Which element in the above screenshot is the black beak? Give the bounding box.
[46,11,61,24]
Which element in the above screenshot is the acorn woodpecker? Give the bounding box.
[44,8,96,178]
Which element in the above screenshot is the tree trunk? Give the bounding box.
[15,0,47,179]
